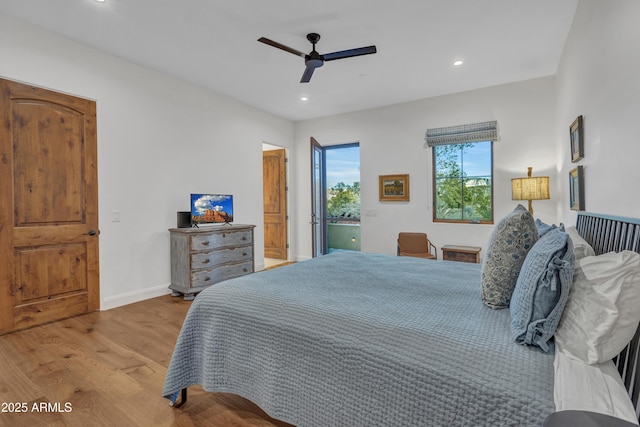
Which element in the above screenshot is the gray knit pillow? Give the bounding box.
[510,228,575,352]
[481,205,538,309]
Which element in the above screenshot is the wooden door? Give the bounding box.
[0,78,100,334]
[263,149,287,259]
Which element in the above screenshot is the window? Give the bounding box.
[426,120,497,224]
[433,141,493,223]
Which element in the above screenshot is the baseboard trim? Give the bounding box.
[101,284,171,311]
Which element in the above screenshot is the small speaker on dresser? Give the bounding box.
[177,211,191,228]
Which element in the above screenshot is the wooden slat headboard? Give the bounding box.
[576,212,640,255]
[575,212,640,420]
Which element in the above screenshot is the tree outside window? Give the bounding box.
[433,141,493,223]
[326,181,360,221]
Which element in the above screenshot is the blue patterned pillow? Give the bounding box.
[510,228,575,353]
[482,205,538,309]
[535,218,565,237]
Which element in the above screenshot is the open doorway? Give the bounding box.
[311,139,360,256]
[263,143,289,269]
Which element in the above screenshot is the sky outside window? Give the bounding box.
[463,142,491,177]
[325,146,360,188]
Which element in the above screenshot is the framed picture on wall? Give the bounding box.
[570,115,584,163]
[569,166,585,211]
[379,174,410,202]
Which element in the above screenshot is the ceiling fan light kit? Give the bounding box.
[258,33,377,83]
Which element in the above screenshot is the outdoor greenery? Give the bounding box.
[323,142,491,223]
[434,142,492,222]
[327,181,360,220]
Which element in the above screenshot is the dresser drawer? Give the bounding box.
[191,229,252,251]
[191,260,254,286]
[191,246,253,270]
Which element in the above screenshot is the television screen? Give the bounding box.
[190,194,233,225]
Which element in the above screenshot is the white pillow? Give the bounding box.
[565,226,596,260]
[553,351,639,424]
[555,250,640,364]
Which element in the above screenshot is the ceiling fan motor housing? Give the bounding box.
[306,33,324,67]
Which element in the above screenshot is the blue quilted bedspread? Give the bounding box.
[163,252,554,426]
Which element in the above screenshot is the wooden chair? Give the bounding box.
[397,232,437,259]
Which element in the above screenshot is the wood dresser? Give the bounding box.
[169,224,255,300]
[441,245,482,264]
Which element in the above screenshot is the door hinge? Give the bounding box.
[286,244,290,248]
[285,186,288,191]
[285,157,289,162]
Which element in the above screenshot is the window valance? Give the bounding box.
[424,120,499,147]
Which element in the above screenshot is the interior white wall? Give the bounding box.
[0,14,294,309]
[4,0,639,309]
[555,0,640,224]
[293,77,557,260]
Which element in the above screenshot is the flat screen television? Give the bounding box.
[190,194,233,225]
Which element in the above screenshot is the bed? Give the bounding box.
[163,212,640,426]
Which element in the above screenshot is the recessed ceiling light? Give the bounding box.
[95,0,106,3]
[453,60,464,66]
[300,96,309,102]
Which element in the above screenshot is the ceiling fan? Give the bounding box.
[258,33,377,83]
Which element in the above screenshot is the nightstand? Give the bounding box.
[441,245,481,263]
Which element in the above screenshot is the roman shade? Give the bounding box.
[424,120,498,147]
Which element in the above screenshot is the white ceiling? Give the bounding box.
[0,0,579,121]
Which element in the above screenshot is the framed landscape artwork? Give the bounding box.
[569,166,585,211]
[379,174,410,202]
[570,115,584,163]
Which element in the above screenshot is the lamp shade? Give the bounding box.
[511,176,550,201]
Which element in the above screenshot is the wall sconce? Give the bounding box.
[511,167,550,215]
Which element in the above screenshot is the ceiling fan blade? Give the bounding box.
[258,37,306,58]
[323,45,377,61]
[300,65,316,83]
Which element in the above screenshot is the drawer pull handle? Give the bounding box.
[243,268,248,272]
[202,259,210,264]
[242,252,247,256]
[204,277,211,281]
[242,237,247,241]
[222,233,226,238]
[201,241,210,246]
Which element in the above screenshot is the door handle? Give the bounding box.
[85,229,99,236]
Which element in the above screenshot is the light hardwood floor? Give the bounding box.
[0,295,294,427]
